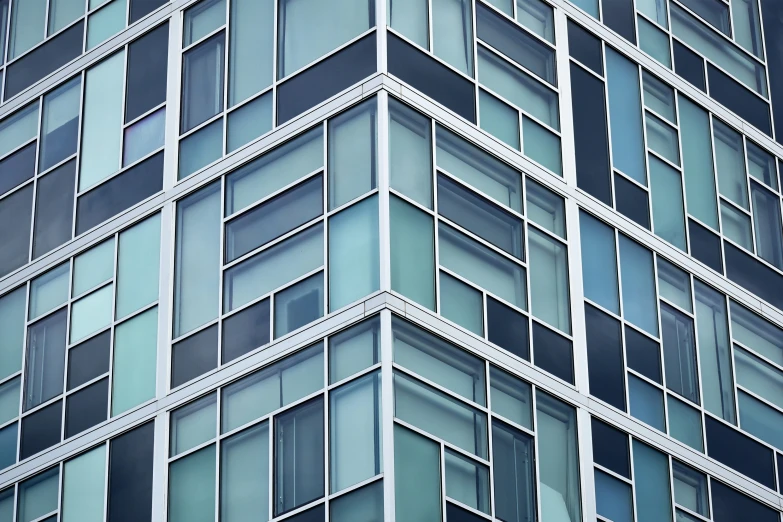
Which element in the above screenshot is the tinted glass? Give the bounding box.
[614,173,650,229]
[591,418,630,478]
[125,23,169,123]
[0,184,33,277]
[130,0,166,22]
[0,142,35,196]
[285,505,324,522]
[222,298,270,363]
[568,20,603,75]
[388,33,476,123]
[76,152,163,235]
[571,63,611,205]
[4,21,84,100]
[25,309,67,411]
[761,0,783,146]
[20,400,62,460]
[778,453,782,493]
[711,480,779,522]
[673,41,706,91]
[532,322,573,384]
[585,303,626,411]
[39,78,80,173]
[277,34,376,124]
[725,242,783,311]
[661,303,699,403]
[708,64,771,136]
[65,378,108,438]
[602,0,636,43]
[705,416,775,489]
[171,324,218,388]
[492,420,535,522]
[32,160,75,258]
[181,33,225,133]
[447,503,486,522]
[487,296,529,360]
[625,326,661,383]
[108,421,154,522]
[67,331,111,390]
[689,219,723,273]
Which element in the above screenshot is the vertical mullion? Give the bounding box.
[16,280,32,465]
[117,45,129,170]
[377,91,391,292]
[105,231,119,421]
[380,310,395,521]
[216,175,226,366]
[59,259,74,443]
[70,70,86,239]
[322,120,329,317]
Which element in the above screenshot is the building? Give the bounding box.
[0,0,780,520]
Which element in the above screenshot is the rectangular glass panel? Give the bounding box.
[273,272,324,338]
[226,93,273,152]
[178,116,223,180]
[493,420,535,522]
[183,0,225,47]
[32,160,75,260]
[679,96,718,230]
[732,0,762,57]
[70,284,113,343]
[721,202,753,250]
[394,424,441,522]
[111,307,157,415]
[108,422,154,522]
[751,182,783,269]
[672,461,709,516]
[40,77,80,173]
[390,196,435,310]
[639,15,672,67]
[18,467,58,522]
[116,214,160,319]
[730,301,783,365]
[594,469,633,522]
[480,89,520,150]
[168,445,216,522]
[0,287,26,380]
[646,112,680,165]
[650,154,687,249]
[657,258,692,311]
[389,99,432,208]
[629,374,666,430]
[445,449,490,513]
[329,317,379,384]
[737,390,783,449]
[679,0,730,34]
[328,99,377,209]
[24,309,67,410]
[661,303,700,404]
[48,0,83,35]
[643,71,676,122]
[330,480,383,522]
[746,141,777,190]
[221,423,269,522]
[181,33,225,133]
[606,48,646,184]
[123,107,165,166]
[579,211,619,313]
[86,0,126,50]
[440,271,484,335]
[30,262,69,320]
[667,394,704,451]
[61,445,106,522]
[713,120,748,208]
[619,236,658,336]
[526,179,565,238]
[170,393,216,456]
[633,440,673,522]
[734,346,783,409]
[523,117,562,175]
[432,0,473,75]
[529,228,570,333]
[490,366,532,428]
[228,0,273,105]
[0,377,18,424]
[517,0,554,42]
[9,0,45,59]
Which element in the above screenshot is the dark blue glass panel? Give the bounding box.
[778,453,782,492]
[285,504,325,522]
[585,303,626,411]
[277,34,376,124]
[126,23,169,123]
[688,219,723,273]
[571,63,611,205]
[725,241,783,314]
[130,0,167,23]
[568,21,602,75]
[0,142,35,197]
[760,0,783,144]
[532,322,574,384]
[20,400,62,460]
[0,424,16,469]
[492,420,535,522]
[67,331,111,390]
[487,296,529,361]
[673,41,705,92]
[614,173,650,229]
[171,324,218,388]
[625,326,661,384]
[222,298,270,363]
[591,418,630,478]
[388,33,476,123]
[76,152,163,235]
[32,160,75,259]
[705,416,775,489]
[0,184,33,277]
[602,0,636,44]
[108,421,154,522]
[5,21,84,100]
[707,64,771,136]
[712,480,778,522]
[65,377,108,438]
[447,502,485,522]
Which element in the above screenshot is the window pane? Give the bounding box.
[116,214,160,319]
[626,326,662,383]
[639,16,672,67]
[24,310,66,410]
[730,301,783,366]
[228,0,273,105]
[0,287,26,379]
[181,33,225,133]
[633,440,673,522]
[0,184,33,273]
[619,236,658,336]
[657,258,691,311]
[585,303,626,411]
[9,0,45,59]
[328,99,377,209]
[439,223,527,310]
[714,120,748,208]
[594,469,632,522]
[174,182,221,337]
[440,271,484,336]
[0,104,38,159]
[526,179,565,238]
[606,48,646,184]
[536,391,581,522]
[40,77,80,172]
[579,212,618,313]
[480,89,519,150]
[124,21,168,123]
[273,272,324,338]
[226,93,273,152]
[746,141,777,190]
[0,377,18,425]
[667,394,703,451]
[390,196,435,310]
[65,376,108,437]
[629,374,666,431]
[87,0,126,50]
[170,318,215,385]
[487,296,529,360]
[80,51,124,191]
[18,467,59,522]
[221,298,270,363]
[530,228,570,333]
[329,317,380,384]
[179,118,223,179]
[33,160,76,257]
[533,322,574,384]
[738,390,783,449]
[330,480,383,522]
[70,284,113,343]
[108,421,154,522]
[112,307,157,415]
[672,461,709,516]
[20,400,61,459]
[445,450,490,513]
[220,423,269,522]
[274,398,325,515]
[432,0,473,74]
[0,424,14,470]
[0,142,35,198]
[168,445,216,522]
[711,479,778,522]
[490,366,532,428]
[614,173,650,229]
[394,424,441,522]
[524,117,562,175]
[329,196,379,310]
[30,262,69,320]
[661,303,700,404]
[277,0,371,77]
[751,182,783,269]
[643,72,676,122]
[394,372,488,458]
[734,347,783,410]
[183,0,225,46]
[517,0,553,41]
[646,112,679,165]
[591,418,630,477]
[732,0,762,57]
[389,99,432,207]
[679,96,718,229]
[650,154,687,250]
[170,393,217,456]
[721,202,753,251]
[393,316,486,405]
[48,0,83,34]
[492,420,535,522]
[330,372,382,492]
[123,108,166,166]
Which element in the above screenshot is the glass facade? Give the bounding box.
[0,0,780,521]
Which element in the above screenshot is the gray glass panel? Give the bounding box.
[32,160,75,259]
[662,303,700,404]
[751,182,783,269]
[181,33,225,133]
[0,184,33,277]
[24,309,66,411]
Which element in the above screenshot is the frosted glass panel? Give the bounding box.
[394,424,441,522]
[70,284,113,343]
[523,117,562,175]
[73,239,114,297]
[116,214,160,319]
[112,307,157,415]
[432,0,473,74]
[62,445,106,522]
[328,317,380,384]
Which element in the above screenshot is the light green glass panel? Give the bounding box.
[170,393,217,457]
[646,113,679,165]
[432,0,473,75]
[642,71,676,123]
[633,440,673,522]
[657,258,692,312]
[526,179,565,238]
[48,0,85,35]
[732,0,763,58]
[720,202,753,251]
[730,301,783,366]
[112,307,157,415]
[734,347,783,410]
[9,0,46,59]
[29,262,70,320]
[70,284,113,343]
[73,239,115,297]
[62,445,106,522]
[0,378,19,425]
[18,467,59,522]
[480,90,519,150]
[330,481,383,522]
[168,446,216,522]
[394,424,442,522]
[569,0,597,17]
[390,196,435,310]
[80,51,124,191]
[183,0,225,46]
[639,16,672,67]
[116,214,160,319]
[273,273,324,338]
[523,117,562,175]
[179,119,223,180]
[490,366,532,429]
[227,93,273,152]
[629,374,665,431]
[529,227,570,333]
[87,0,127,50]
[679,96,718,229]
[0,104,38,159]
[650,154,687,250]
[220,423,269,522]
[517,0,554,42]
[329,196,379,311]
[0,288,26,379]
[389,99,433,208]
[713,120,748,209]
[638,0,668,27]
[328,100,377,209]
[440,271,483,335]
[667,394,703,451]
[0,489,12,522]
[445,450,490,513]
[228,0,273,106]
[738,390,783,450]
[329,317,380,384]
[388,0,428,48]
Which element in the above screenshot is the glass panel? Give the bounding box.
[492,420,535,522]
[751,182,783,269]
[393,316,485,404]
[533,322,574,384]
[536,391,581,522]
[591,418,630,477]
[668,394,703,451]
[626,326,662,383]
[647,113,680,165]
[643,72,676,122]
[174,181,221,337]
[277,0,370,77]
[328,99,377,209]
[440,271,484,335]
[65,375,108,436]
[732,0,762,57]
[80,51,124,191]
[569,0,597,17]
[594,469,633,522]
[679,96,718,229]
[273,273,324,337]
[181,33,225,133]
[61,444,105,522]
[87,0,126,50]
[0,142,35,197]
[585,304,625,411]
[606,48,646,184]
[389,99,432,208]
[730,301,783,365]
[228,0,273,105]
[24,309,67,410]
[0,185,33,278]
[394,372,488,458]
[40,77,80,172]
[394,424,441,522]
[107,421,154,522]
[221,298,270,363]
[330,372,382,492]
[0,378,18,425]
[480,89,520,150]
[0,287,26,380]
[125,19,169,125]
[432,0,473,75]
[274,398,325,515]
[390,196,435,310]
[615,173,650,229]
[115,215,160,319]
[517,0,553,42]
[445,450,490,513]
[48,0,83,35]
[329,196,379,310]
[179,119,223,179]
[490,366,532,428]
[439,223,527,310]
[0,488,12,522]
[30,262,69,320]
[721,202,753,250]
[17,467,59,522]
[567,19,603,74]
[734,346,783,409]
[639,16,672,67]
[650,154,687,250]
[330,480,383,522]
[112,307,157,415]
[328,317,380,384]
[9,0,45,59]
[0,423,14,470]
[20,400,61,459]
[633,440,673,522]
[661,303,699,404]
[746,141,777,190]
[529,228,570,333]
[0,104,38,159]
[123,107,166,166]
[619,236,658,336]
[225,127,323,215]
[672,461,709,516]
[523,117,562,175]
[579,211,618,313]
[183,0,225,47]
[487,295,530,360]
[226,93,273,152]
[32,160,75,260]
[629,374,666,430]
[713,120,748,208]
[220,423,269,522]
[526,179,565,238]
[737,390,783,449]
[170,393,217,456]
[70,284,113,343]
[168,445,216,522]
[657,258,691,311]
[711,478,778,522]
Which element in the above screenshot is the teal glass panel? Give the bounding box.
[440,271,484,335]
[0,488,12,522]
[523,117,562,175]
[633,440,673,522]
[8,0,45,59]
[87,0,126,50]
[732,0,762,57]
[594,469,633,522]
[394,424,441,522]
[734,346,783,410]
[713,120,748,209]
[0,103,38,159]
[672,461,709,516]
[0,377,19,425]
[48,0,84,34]
[116,214,160,319]
[638,0,668,27]
[112,307,157,415]
[0,287,26,379]
[668,394,703,451]
[730,301,783,366]
[638,16,672,67]
[619,235,658,336]
[679,96,718,230]
[390,196,435,310]
[737,391,783,450]
[220,423,269,522]
[642,71,676,123]
[432,0,473,75]
[18,467,59,522]
[579,211,619,314]
[330,481,383,522]
[62,445,106,522]
[228,0,273,106]
[480,89,520,150]
[170,393,217,456]
[273,273,324,338]
[388,0,427,47]
[328,317,380,384]
[70,284,113,343]
[168,445,216,522]
[526,179,565,238]
[183,0,225,46]
[568,0,597,17]
[389,99,433,208]
[227,93,273,152]
[489,366,532,429]
[629,374,666,431]
[606,48,646,185]
[517,0,554,42]
[73,239,114,297]
[328,99,377,209]
[721,202,753,250]
[29,262,70,320]
[445,450,490,513]
[529,227,570,333]
[179,119,223,180]
[646,112,679,165]
[657,258,691,312]
[650,154,687,250]
[746,140,777,190]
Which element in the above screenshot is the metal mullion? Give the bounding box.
[268,409,273,520]
[472,0,479,128]
[323,385,329,518]
[484,360,496,518]
[59,259,75,442]
[687,271,708,419]
[674,504,711,522]
[273,499,325,521]
[517,107,524,155]
[673,91,692,252]
[104,231,119,421]
[27,96,45,265]
[15,279,31,464]
[53,460,63,521]
[270,0,278,126]
[531,384,544,522]
[22,389,65,419]
[439,442,448,518]
[378,91,390,293]
[43,0,51,39]
[628,434,642,522]
[101,439,109,522]
[69,70,86,240]
[743,136,760,254]
[216,175,225,366]
[387,27,477,84]
[427,0,433,52]
[221,0,229,159]
[322,112,330,321]
[658,294,694,319]
[599,40,619,210]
